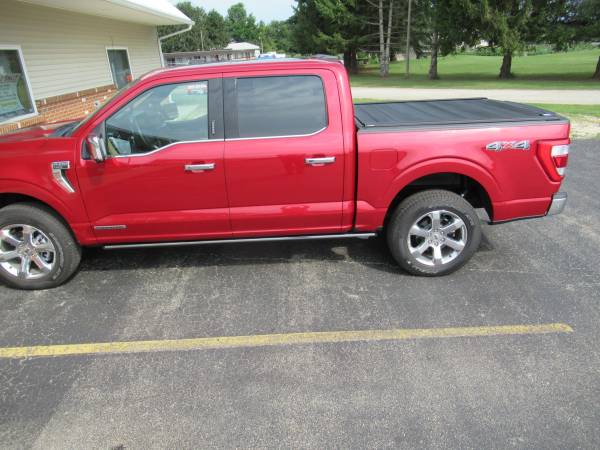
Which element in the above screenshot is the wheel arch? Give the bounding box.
[0,192,78,242]
[384,165,497,227]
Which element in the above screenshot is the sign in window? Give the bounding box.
[0,49,36,123]
[107,49,133,89]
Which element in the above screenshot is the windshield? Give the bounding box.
[69,78,140,136]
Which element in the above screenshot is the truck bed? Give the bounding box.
[354,98,565,130]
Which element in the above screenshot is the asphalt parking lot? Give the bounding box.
[1,140,600,448]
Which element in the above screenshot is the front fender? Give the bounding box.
[0,179,95,245]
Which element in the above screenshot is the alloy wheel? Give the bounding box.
[0,224,56,279]
[407,210,468,267]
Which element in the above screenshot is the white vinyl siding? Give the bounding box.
[0,1,162,100]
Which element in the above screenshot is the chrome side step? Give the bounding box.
[102,233,377,250]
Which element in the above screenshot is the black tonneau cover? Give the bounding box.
[354,98,564,129]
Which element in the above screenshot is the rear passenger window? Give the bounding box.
[233,75,327,139]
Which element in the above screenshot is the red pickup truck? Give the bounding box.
[0,59,569,290]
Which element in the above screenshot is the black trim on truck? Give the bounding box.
[354,98,568,131]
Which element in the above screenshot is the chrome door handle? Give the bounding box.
[305,157,336,166]
[185,163,215,172]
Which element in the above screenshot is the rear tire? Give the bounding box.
[0,203,81,290]
[387,190,481,276]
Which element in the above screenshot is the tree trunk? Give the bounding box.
[379,0,385,77]
[384,0,393,76]
[594,55,600,80]
[428,32,439,80]
[499,51,513,79]
[344,49,358,74]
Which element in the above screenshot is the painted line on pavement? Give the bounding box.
[0,323,573,359]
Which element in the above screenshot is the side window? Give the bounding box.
[104,81,208,156]
[232,75,327,139]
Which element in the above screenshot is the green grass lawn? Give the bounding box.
[351,49,600,90]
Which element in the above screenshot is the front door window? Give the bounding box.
[107,49,132,89]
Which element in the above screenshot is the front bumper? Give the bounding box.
[547,192,567,216]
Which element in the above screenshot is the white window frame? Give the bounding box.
[105,46,134,88]
[0,44,38,124]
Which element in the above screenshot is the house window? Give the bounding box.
[0,47,36,123]
[107,48,133,89]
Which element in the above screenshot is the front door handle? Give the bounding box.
[305,156,336,166]
[185,163,215,172]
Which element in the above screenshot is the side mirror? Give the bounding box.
[86,135,107,162]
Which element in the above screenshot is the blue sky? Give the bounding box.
[169,0,296,22]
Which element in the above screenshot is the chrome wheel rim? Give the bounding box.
[0,224,56,280]
[407,210,468,267]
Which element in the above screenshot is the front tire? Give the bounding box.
[387,190,481,276]
[0,203,81,290]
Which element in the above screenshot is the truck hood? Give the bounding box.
[0,120,79,144]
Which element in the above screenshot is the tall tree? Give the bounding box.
[479,0,570,79]
[426,0,480,80]
[205,10,230,49]
[480,0,533,79]
[369,0,395,76]
[561,0,600,79]
[226,3,259,43]
[291,0,369,73]
[158,2,230,52]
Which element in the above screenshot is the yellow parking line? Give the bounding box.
[0,323,573,359]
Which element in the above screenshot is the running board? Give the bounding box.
[102,233,377,250]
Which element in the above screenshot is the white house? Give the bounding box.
[0,0,192,135]
[225,42,261,59]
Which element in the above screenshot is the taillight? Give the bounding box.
[537,141,570,181]
[551,145,569,176]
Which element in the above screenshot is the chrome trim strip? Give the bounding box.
[547,192,567,216]
[305,156,335,165]
[107,125,328,159]
[110,138,219,159]
[95,225,128,230]
[51,161,75,193]
[185,163,215,172]
[225,126,328,142]
[103,233,377,250]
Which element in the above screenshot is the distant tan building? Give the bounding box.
[164,48,258,67]
[0,0,192,135]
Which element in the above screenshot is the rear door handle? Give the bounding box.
[305,157,336,166]
[185,163,215,172]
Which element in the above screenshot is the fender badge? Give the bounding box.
[486,140,530,151]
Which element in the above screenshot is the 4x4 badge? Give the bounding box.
[486,140,530,151]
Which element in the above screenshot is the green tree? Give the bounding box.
[158,2,230,52]
[205,10,230,49]
[480,0,533,79]
[561,0,600,79]
[478,0,570,79]
[427,0,480,79]
[227,3,260,43]
[291,0,369,73]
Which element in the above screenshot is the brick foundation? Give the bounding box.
[0,84,117,136]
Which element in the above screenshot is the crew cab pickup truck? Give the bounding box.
[0,59,569,290]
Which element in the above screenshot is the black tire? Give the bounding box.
[0,203,81,290]
[386,190,481,276]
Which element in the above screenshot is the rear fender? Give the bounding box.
[384,157,502,208]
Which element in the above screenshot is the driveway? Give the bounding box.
[1,141,600,448]
[352,87,600,104]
